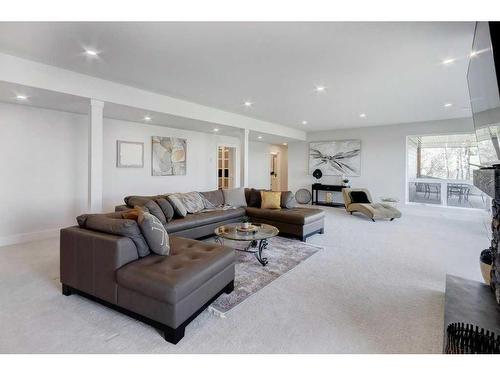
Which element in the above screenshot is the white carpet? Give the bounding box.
[0,205,490,353]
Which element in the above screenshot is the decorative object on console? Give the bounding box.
[312,168,323,180]
[309,140,361,176]
[117,141,144,168]
[295,188,312,204]
[151,136,186,176]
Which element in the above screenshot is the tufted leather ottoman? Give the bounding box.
[114,236,235,343]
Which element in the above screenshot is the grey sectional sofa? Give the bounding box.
[60,188,324,344]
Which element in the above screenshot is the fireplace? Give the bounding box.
[473,168,500,303]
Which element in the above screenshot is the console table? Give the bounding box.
[311,183,348,207]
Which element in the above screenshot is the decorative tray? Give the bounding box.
[236,224,259,233]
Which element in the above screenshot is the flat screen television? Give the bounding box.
[468,22,500,167]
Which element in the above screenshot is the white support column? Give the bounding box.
[88,99,104,213]
[240,129,249,188]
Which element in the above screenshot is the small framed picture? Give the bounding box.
[117,141,144,168]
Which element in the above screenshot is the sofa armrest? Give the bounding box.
[60,226,139,304]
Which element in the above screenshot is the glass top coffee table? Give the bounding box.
[214,223,279,266]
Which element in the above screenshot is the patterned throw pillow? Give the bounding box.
[167,195,188,217]
[137,212,170,256]
[261,191,282,209]
[223,188,247,207]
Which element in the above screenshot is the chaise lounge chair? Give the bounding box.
[342,188,402,222]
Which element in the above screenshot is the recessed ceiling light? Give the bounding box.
[302,120,308,125]
[444,103,453,108]
[244,101,253,107]
[85,49,99,57]
[143,116,152,121]
[283,143,288,146]
[213,128,219,132]
[258,136,263,139]
[16,94,28,100]
[314,86,326,92]
[442,58,455,65]
[359,113,367,118]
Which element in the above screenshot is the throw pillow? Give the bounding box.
[223,188,247,207]
[124,195,159,208]
[349,191,371,204]
[167,194,188,217]
[143,200,167,224]
[174,192,205,213]
[261,191,282,209]
[200,190,224,207]
[155,198,175,222]
[280,191,297,208]
[76,213,150,257]
[137,212,170,256]
[247,188,268,207]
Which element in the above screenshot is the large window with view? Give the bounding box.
[406,134,487,209]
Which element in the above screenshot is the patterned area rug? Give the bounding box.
[206,236,322,316]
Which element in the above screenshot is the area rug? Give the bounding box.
[206,236,322,316]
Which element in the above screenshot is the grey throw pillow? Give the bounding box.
[175,192,205,213]
[222,188,247,207]
[155,198,175,222]
[137,212,170,256]
[143,200,167,224]
[281,191,297,209]
[167,195,188,217]
[77,213,150,257]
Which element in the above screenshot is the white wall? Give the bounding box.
[288,118,474,204]
[248,141,271,189]
[0,103,242,245]
[102,118,240,211]
[0,103,88,245]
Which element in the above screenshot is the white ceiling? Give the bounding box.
[0,22,475,131]
[0,81,291,143]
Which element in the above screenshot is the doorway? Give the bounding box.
[218,146,236,189]
[270,151,280,191]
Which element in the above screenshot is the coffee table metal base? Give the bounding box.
[215,237,269,266]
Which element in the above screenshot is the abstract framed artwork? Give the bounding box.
[116,141,144,168]
[309,140,361,176]
[151,136,187,176]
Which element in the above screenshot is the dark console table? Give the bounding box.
[311,183,348,207]
[443,274,500,352]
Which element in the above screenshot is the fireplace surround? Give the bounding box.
[473,168,500,303]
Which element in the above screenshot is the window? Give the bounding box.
[407,134,486,209]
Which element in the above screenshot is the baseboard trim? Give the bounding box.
[0,228,60,247]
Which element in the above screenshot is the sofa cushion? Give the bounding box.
[76,213,150,257]
[124,195,162,207]
[165,208,246,233]
[137,212,170,256]
[261,191,281,209]
[167,195,188,217]
[349,191,371,204]
[116,236,235,304]
[281,191,297,209]
[200,190,224,207]
[245,207,325,225]
[246,188,268,207]
[223,188,247,207]
[155,198,175,222]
